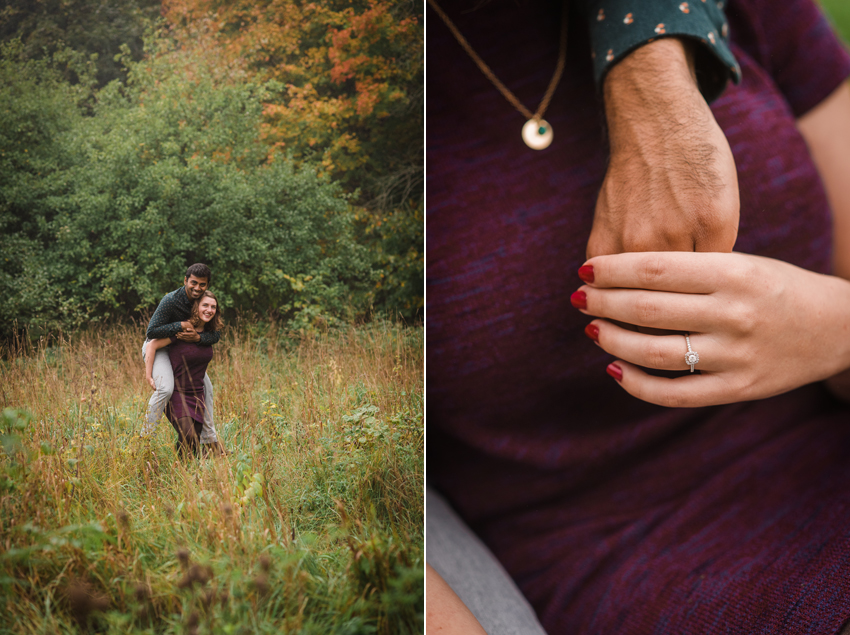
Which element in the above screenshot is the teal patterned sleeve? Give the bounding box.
[197,330,220,346]
[145,292,184,340]
[578,0,742,102]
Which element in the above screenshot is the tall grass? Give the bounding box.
[0,320,423,634]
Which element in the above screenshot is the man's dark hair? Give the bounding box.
[185,263,211,283]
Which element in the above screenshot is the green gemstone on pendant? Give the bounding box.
[522,118,553,149]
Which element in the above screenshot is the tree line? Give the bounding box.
[0,0,423,339]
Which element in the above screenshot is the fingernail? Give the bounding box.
[578,265,594,284]
[584,323,599,342]
[606,363,623,382]
[570,290,587,310]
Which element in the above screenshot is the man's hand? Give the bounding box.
[177,320,199,343]
[176,329,200,343]
[588,38,739,258]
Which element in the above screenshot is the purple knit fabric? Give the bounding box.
[426,0,850,632]
[165,339,212,425]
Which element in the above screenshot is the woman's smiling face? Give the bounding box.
[198,297,217,323]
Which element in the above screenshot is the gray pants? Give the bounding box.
[426,487,547,635]
[141,341,218,443]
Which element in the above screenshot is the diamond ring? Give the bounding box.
[684,333,699,373]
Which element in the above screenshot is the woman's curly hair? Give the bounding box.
[189,290,224,332]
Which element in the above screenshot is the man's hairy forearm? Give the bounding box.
[605,39,711,156]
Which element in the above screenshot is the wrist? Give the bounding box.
[606,37,697,89]
[604,38,708,155]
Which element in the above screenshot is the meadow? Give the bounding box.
[0,321,423,634]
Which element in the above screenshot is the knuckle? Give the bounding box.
[725,258,758,288]
[645,338,669,369]
[706,214,739,252]
[586,234,614,259]
[727,301,758,335]
[692,203,727,232]
[627,237,660,253]
[638,256,666,287]
[635,296,661,324]
[624,226,668,253]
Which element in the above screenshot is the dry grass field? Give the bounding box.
[0,320,423,634]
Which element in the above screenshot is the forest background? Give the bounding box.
[0,0,423,338]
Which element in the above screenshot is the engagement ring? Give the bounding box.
[684,333,699,372]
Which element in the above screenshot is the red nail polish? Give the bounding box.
[584,323,599,342]
[578,265,594,284]
[570,290,587,310]
[606,363,623,382]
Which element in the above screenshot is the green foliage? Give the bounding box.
[232,459,265,508]
[0,0,161,86]
[1,408,31,476]
[0,42,91,337]
[359,200,423,321]
[0,36,374,339]
[820,0,850,45]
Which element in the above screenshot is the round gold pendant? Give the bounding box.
[522,119,553,150]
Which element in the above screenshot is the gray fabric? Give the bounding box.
[426,487,547,635]
[141,341,217,443]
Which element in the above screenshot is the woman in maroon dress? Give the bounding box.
[145,291,223,457]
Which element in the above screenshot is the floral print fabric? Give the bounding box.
[585,0,741,101]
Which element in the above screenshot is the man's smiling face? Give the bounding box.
[183,275,209,301]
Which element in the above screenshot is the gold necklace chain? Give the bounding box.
[429,0,569,149]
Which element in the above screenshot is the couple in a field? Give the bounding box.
[141,263,227,457]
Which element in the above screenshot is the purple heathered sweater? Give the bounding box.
[426,0,850,632]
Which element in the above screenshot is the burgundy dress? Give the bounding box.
[427,0,850,632]
[165,338,212,426]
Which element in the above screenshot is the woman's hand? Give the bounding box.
[147,375,157,391]
[573,252,850,407]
